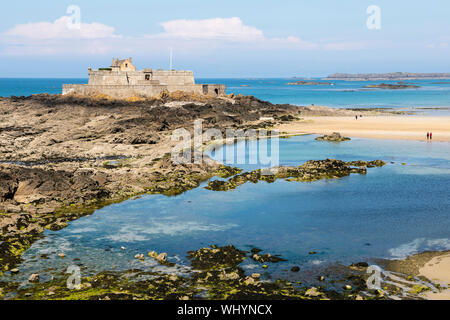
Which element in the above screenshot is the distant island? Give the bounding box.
[287,81,334,86]
[364,83,420,90]
[324,72,450,81]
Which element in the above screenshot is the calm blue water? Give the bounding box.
[0,78,86,97]
[198,78,450,110]
[7,136,450,283]
[1,78,450,111]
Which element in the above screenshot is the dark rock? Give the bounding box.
[351,262,369,268]
[187,245,246,270]
[291,266,300,272]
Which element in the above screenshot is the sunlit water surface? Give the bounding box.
[4,136,450,284]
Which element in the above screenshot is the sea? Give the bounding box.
[1,77,450,113]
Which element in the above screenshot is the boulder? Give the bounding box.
[29,273,40,283]
[315,132,351,142]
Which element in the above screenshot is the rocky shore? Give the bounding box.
[0,244,368,300]
[2,92,442,301]
[0,92,303,272]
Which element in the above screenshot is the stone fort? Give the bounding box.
[63,57,226,99]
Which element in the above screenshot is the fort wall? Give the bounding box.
[63,84,226,99]
[63,58,225,99]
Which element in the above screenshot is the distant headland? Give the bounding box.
[324,72,450,81]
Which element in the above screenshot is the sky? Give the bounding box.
[0,0,449,78]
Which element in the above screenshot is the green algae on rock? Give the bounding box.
[206,159,386,191]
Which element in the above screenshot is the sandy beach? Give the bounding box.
[276,115,450,142]
[419,253,450,300]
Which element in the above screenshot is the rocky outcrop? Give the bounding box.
[325,72,450,81]
[363,83,420,89]
[315,132,351,142]
[287,81,334,86]
[206,159,386,191]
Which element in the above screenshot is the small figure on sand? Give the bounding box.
[430,132,433,140]
[355,115,358,120]
[427,132,430,140]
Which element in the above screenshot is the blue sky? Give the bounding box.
[0,0,449,77]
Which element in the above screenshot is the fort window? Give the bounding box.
[215,88,219,95]
[145,74,150,80]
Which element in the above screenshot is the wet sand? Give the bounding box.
[276,116,450,142]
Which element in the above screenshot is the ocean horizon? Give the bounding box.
[1,77,450,112]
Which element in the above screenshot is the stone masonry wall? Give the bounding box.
[62,84,226,99]
[88,70,195,86]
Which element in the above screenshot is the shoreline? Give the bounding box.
[276,115,450,142]
[0,94,449,300]
[376,250,450,300]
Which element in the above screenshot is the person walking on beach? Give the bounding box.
[355,115,358,120]
[430,132,433,140]
[427,132,430,140]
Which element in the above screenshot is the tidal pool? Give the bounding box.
[5,136,450,284]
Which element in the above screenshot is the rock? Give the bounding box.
[251,273,261,279]
[134,254,145,260]
[344,285,352,290]
[409,284,431,294]
[244,276,256,285]
[220,272,240,281]
[291,266,300,272]
[169,275,178,281]
[364,83,420,89]
[308,251,317,255]
[147,251,157,258]
[57,253,65,258]
[206,159,384,192]
[156,253,167,262]
[262,265,268,269]
[187,245,247,270]
[252,252,286,263]
[10,268,19,274]
[121,246,126,250]
[305,287,323,297]
[287,81,334,86]
[351,262,369,268]
[315,132,350,142]
[28,273,40,283]
[80,282,92,289]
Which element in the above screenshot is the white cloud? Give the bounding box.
[150,17,317,49]
[1,16,368,56]
[158,17,264,41]
[3,16,118,40]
